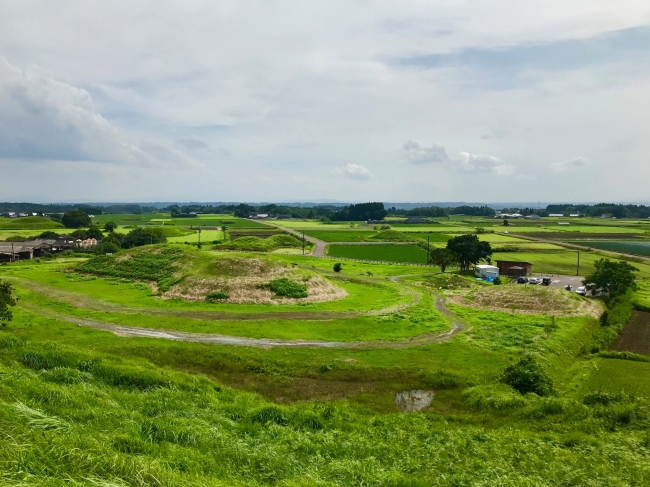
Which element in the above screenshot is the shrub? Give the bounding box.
[333,263,342,273]
[501,355,554,396]
[206,291,229,302]
[268,278,308,298]
[493,276,502,285]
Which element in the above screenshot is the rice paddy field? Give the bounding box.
[327,244,429,263]
[1,213,650,485]
[573,240,650,256]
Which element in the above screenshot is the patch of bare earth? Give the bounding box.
[447,285,603,317]
[610,311,650,355]
[162,275,347,304]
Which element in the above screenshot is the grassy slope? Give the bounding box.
[0,216,64,230]
[1,309,650,486]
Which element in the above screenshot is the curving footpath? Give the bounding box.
[19,292,464,349]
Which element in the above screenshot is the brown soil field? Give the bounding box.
[610,311,650,355]
[447,285,603,317]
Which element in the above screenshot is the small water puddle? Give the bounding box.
[395,390,435,412]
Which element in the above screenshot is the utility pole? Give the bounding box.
[427,235,430,265]
[302,231,305,256]
[198,226,202,248]
[11,241,14,263]
[576,249,580,276]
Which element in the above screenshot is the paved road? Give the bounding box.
[531,273,585,290]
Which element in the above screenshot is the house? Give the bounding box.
[250,213,269,219]
[496,260,533,277]
[0,238,75,262]
[569,214,581,217]
[475,265,499,279]
[524,214,541,220]
[18,213,28,217]
[558,222,570,225]
[549,213,564,217]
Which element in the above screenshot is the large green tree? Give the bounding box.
[0,280,17,326]
[446,234,492,272]
[583,258,638,297]
[62,210,91,228]
[122,227,167,248]
[429,248,458,273]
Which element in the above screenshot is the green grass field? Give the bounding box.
[0,216,64,230]
[301,230,376,242]
[2,215,650,485]
[327,244,428,263]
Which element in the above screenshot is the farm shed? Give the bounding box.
[475,265,499,279]
[496,260,533,277]
[524,214,541,220]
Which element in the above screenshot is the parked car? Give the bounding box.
[542,277,552,286]
[575,286,587,296]
[517,277,529,284]
[528,277,540,284]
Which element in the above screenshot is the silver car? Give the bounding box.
[528,277,540,284]
[575,286,586,296]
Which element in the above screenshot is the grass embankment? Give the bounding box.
[328,244,428,264]
[215,234,307,252]
[0,216,64,230]
[1,310,650,486]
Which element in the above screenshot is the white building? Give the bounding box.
[475,265,499,279]
[549,213,564,217]
[524,214,541,220]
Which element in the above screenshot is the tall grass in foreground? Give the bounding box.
[1,332,650,486]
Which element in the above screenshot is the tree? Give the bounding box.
[234,204,256,218]
[429,248,458,273]
[503,219,509,226]
[62,210,91,228]
[0,280,17,326]
[446,234,492,272]
[501,355,554,396]
[86,224,103,240]
[122,227,167,248]
[307,210,315,219]
[583,258,638,298]
[333,263,342,273]
[71,229,88,240]
[38,231,60,239]
[104,221,118,232]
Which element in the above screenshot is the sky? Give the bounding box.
[0,1,649,204]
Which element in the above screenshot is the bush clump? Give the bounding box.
[206,291,229,302]
[268,278,308,298]
[501,355,554,396]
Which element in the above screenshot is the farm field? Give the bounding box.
[572,240,650,257]
[327,243,428,263]
[300,230,377,242]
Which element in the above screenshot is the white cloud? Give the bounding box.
[402,140,514,176]
[456,151,514,176]
[551,156,588,172]
[336,163,372,180]
[0,58,196,168]
[402,140,450,164]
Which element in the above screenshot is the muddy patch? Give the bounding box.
[395,390,435,412]
[610,311,650,355]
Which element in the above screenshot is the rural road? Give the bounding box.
[261,222,327,257]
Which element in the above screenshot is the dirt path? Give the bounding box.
[20,298,464,349]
